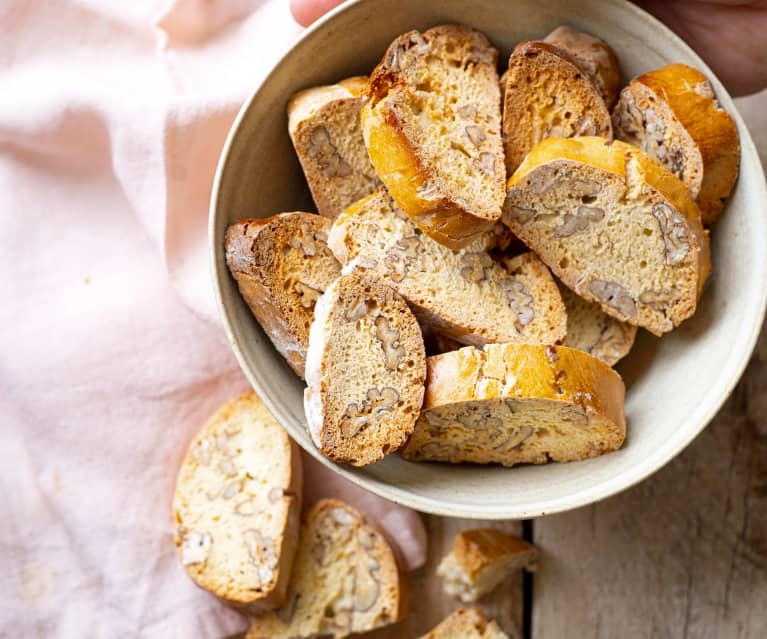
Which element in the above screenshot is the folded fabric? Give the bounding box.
[0,1,425,637]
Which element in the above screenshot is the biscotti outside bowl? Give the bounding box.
[210,0,767,519]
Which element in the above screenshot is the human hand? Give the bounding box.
[289,0,767,96]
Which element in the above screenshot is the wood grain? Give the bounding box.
[531,341,767,638]
[369,518,525,638]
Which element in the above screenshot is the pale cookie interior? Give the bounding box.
[503,42,612,173]
[404,396,620,467]
[247,501,402,639]
[560,285,637,366]
[225,213,340,378]
[331,189,566,347]
[289,81,380,218]
[543,25,620,108]
[406,34,503,218]
[381,27,505,221]
[173,393,298,607]
[438,549,536,603]
[304,273,425,466]
[504,158,700,334]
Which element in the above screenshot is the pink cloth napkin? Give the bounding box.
[0,1,426,636]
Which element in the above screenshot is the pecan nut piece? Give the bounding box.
[307,127,353,179]
[374,315,406,371]
[383,235,420,282]
[588,279,637,320]
[460,252,494,283]
[340,387,400,438]
[651,203,690,266]
[500,278,535,330]
[553,205,605,238]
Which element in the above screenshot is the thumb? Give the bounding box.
[290,0,346,27]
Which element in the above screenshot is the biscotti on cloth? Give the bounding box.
[172,391,302,611]
[246,499,406,639]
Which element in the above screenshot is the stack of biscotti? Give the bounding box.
[223,21,739,472]
[173,394,406,637]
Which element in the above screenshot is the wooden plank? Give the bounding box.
[532,352,767,639]
[369,517,525,638]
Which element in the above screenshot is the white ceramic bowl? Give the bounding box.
[210,0,767,519]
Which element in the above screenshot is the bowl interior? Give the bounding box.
[211,0,767,518]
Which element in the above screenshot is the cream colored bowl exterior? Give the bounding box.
[210,0,767,518]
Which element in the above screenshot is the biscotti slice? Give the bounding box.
[401,343,626,466]
[503,136,711,336]
[612,63,740,224]
[225,213,340,378]
[246,499,406,639]
[419,608,509,639]
[557,284,637,366]
[363,25,505,249]
[437,529,539,603]
[172,391,301,612]
[543,25,621,108]
[502,40,612,174]
[329,188,566,347]
[304,272,426,466]
[288,76,380,219]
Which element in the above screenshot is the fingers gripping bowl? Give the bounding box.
[210,0,767,518]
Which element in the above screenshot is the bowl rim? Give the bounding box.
[209,0,767,519]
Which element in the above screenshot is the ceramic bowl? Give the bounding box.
[210,0,767,518]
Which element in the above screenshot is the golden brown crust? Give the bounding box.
[363,25,505,249]
[173,391,301,611]
[423,344,625,422]
[504,137,711,335]
[502,40,612,174]
[450,529,539,580]
[544,25,621,108]
[225,213,340,378]
[402,343,626,467]
[613,64,740,225]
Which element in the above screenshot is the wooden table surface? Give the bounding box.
[369,90,767,639]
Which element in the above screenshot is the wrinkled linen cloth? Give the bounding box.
[0,1,426,636]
